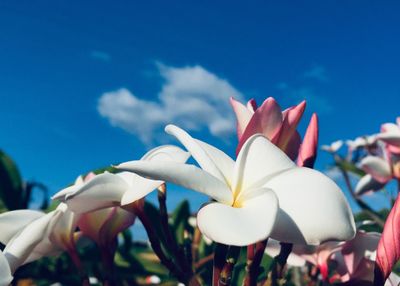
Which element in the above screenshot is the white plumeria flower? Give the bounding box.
[118,125,355,246]
[321,140,343,153]
[378,119,400,146]
[0,250,12,286]
[346,135,377,150]
[52,145,190,213]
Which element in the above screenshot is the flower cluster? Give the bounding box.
[1,97,399,286]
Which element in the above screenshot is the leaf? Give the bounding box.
[0,150,24,210]
[335,159,365,177]
[170,200,191,245]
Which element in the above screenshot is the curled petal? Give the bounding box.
[0,210,45,245]
[165,124,234,184]
[265,167,355,245]
[140,144,190,163]
[119,173,164,206]
[355,174,386,195]
[49,203,80,250]
[360,156,392,184]
[374,193,400,284]
[233,135,295,196]
[197,189,278,246]
[236,97,283,154]
[298,113,319,168]
[0,251,12,285]
[230,97,254,139]
[117,161,233,205]
[4,211,61,273]
[64,172,128,213]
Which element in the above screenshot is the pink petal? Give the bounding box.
[230,97,254,139]
[297,113,319,167]
[275,100,306,154]
[360,156,392,184]
[236,97,283,154]
[246,99,257,112]
[375,194,400,284]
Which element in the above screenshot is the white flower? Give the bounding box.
[321,140,343,153]
[52,145,190,213]
[118,125,355,246]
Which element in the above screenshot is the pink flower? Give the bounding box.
[230,97,306,159]
[377,118,400,155]
[374,192,400,285]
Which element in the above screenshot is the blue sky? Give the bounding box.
[1,1,400,210]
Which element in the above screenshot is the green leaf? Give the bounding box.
[335,159,365,177]
[170,200,191,245]
[0,150,24,210]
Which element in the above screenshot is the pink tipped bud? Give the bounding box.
[298,113,319,168]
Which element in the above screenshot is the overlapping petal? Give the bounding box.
[165,124,233,184]
[236,97,283,153]
[197,189,278,246]
[233,134,295,196]
[117,161,233,205]
[265,167,355,245]
[360,156,392,183]
[0,210,45,244]
[3,210,61,273]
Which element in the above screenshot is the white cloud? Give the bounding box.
[303,65,329,82]
[97,64,244,145]
[90,50,111,62]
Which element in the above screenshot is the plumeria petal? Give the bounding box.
[0,250,12,286]
[98,207,135,245]
[246,98,257,112]
[0,210,45,245]
[355,174,386,195]
[374,193,400,285]
[196,189,278,246]
[165,124,233,184]
[78,207,135,246]
[360,156,392,183]
[64,172,128,213]
[276,100,306,154]
[341,231,380,276]
[4,210,61,273]
[265,167,356,245]
[233,134,295,196]
[140,144,190,163]
[230,97,254,139]
[298,113,319,168]
[49,203,80,250]
[117,161,233,205]
[236,97,283,154]
[119,172,164,206]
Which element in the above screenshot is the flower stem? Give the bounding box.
[269,242,293,286]
[213,243,229,286]
[67,247,90,286]
[243,239,268,286]
[157,184,192,273]
[133,200,201,285]
[219,246,241,286]
[335,155,385,227]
